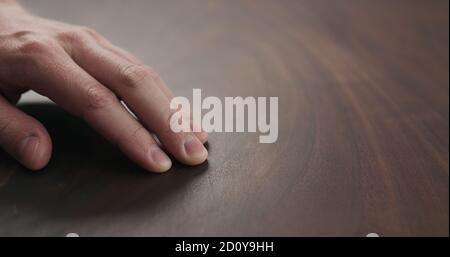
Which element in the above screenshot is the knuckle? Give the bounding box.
[13,38,59,79]
[85,85,117,110]
[119,64,159,88]
[80,26,99,38]
[131,126,147,142]
[1,33,58,82]
[11,30,36,39]
[57,27,88,45]
[0,116,41,146]
[0,117,14,136]
[17,38,53,56]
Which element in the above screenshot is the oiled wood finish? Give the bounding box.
[0,0,448,236]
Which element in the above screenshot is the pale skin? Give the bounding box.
[0,0,208,173]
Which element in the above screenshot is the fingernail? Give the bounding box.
[184,134,208,161]
[149,145,172,172]
[18,135,40,166]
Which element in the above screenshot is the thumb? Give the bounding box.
[0,94,52,170]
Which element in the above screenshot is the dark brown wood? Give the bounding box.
[0,0,448,236]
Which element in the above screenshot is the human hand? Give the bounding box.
[0,1,208,172]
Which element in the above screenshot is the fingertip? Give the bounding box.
[183,134,208,165]
[147,144,172,173]
[18,132,52,171]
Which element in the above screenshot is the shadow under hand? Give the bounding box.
[0,103,209,223]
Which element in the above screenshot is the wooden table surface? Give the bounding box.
[0,0,448,236]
